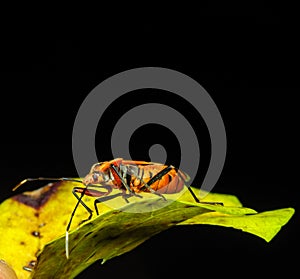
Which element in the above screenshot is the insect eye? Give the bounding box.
[93,171,100,181]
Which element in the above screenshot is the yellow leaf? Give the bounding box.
[0,181,112,279]
[0,181,295,279]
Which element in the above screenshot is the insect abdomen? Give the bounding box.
[132,165,187,194]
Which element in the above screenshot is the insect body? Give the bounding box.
[70,158,199,218]
[13,158,221,260]
[84,158,189,195]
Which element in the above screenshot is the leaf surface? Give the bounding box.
[0,181,294,279]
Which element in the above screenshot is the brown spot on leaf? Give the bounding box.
[32,231,40,237]
[74,234,80,241]
[13,182,61,209]
[28,260,37,268]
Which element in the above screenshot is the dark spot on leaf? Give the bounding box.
[13,182,61,209]
[32,231,40,237]
[34,212,39,217]
[20,241,25,245]
[74,234,80,240]
[28,260,37,268]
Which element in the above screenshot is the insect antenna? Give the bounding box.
[12,177,83,191]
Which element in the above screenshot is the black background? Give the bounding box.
[1,4,298,278]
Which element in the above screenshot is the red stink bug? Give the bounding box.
[13,158,222,259]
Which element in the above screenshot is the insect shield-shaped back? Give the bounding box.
[78,158,201,216]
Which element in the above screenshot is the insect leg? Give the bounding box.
[65,184,113,259]
[94,192,124,215]
[176,171,200,203]
[139,166,176,200]
[67,187,93,230]
[176,171,223,206]
[77,184,116,215]
[145,166,223,205]
[145,166,173,187]
[65,186,90,259]
[110,164,137,196]
[140,178,167,201]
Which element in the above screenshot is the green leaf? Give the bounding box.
[0,182,295,279]
[32,199,210,279]
[178,208,295,242]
